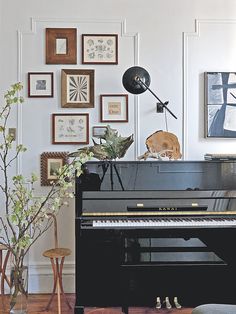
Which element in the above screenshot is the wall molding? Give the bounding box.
[28,261,75,275]
[5,261,75,276]
[183,18,236,159]
[17,17,140,171]
[4,262,75,294]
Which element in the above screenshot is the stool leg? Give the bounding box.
[1,250,11,295]
[0,250,3,295]
[45,258,57,311]
[58,257,72,309]
[56,258,61,314]
[45,256,72,311]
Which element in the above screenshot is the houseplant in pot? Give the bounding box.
[0,83,91,313]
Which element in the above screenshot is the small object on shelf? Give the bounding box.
[204,153,236,160]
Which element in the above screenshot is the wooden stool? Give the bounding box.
[42,214,72,313]
[0,244,11,294]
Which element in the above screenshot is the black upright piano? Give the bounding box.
[74,160,236,313]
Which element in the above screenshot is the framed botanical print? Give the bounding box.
[52,113,89,144]
[46,28,77,64]
[205,72,236,138]
[61,69,94,108]
[40,151,68,186]
[100,94,128,122]
[28,72,53,97]
[82,34,118,64]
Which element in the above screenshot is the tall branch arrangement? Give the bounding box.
[0,83,92,309]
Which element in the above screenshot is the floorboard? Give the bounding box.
[0,294,194,313]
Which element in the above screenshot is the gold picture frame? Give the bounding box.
[61,69,94,108]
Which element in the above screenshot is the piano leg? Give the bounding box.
[122,306,129,314]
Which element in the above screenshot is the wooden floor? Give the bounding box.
[0,294,194,314]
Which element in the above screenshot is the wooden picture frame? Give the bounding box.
[82,34,118,64]
[46,28,77,64]
[52,113,89,144]
[40,151,68,186]
[205,72,236,138]
[61,69,94,108]
[100,94,128,122]
[28,72,53,97]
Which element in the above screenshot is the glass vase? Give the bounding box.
[9,264,28,314]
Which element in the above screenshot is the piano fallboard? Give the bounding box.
[80,190,236,216]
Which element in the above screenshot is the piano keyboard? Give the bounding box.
[91,217,236,228]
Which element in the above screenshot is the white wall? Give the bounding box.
[1,0,236,293]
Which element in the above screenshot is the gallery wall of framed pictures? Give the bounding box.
[26,27,132,185]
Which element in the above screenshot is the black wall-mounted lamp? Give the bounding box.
[122,66,177,119]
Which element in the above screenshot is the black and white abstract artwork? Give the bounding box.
[67,75,90,103]
[36,80,46,90]
[205,72,236,138]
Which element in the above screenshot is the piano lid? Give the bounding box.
[76,161,236,216]
[77,160,236,191]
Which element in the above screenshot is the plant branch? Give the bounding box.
[0,216,10,245]
[24,218,53,255]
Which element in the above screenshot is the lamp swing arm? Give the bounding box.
[135,77,177,119]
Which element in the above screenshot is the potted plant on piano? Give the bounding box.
[0,83,92,313]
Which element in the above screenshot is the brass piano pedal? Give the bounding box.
[173,296,182,309]
[164,296,172,309]
[155,296,161,309]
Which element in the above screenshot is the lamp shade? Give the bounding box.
[122,66,151,94]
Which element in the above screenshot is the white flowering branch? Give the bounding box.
[0,82,92,273]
